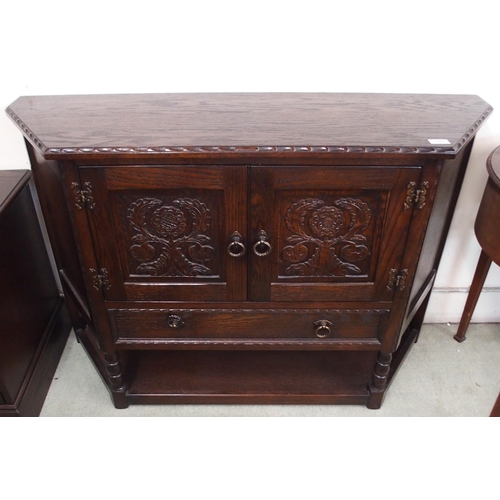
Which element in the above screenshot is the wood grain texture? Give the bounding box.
[6,93,492,160]
[252,165,421,303]
[25,144,90,331]
[125,349,377,404]
[78,165,247,303]
[7,93,492,409]
[108,307,389,343]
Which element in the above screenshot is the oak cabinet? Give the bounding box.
[5,93,492,408]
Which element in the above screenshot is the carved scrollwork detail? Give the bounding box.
[281,197,372,277]
[127,197,216,277]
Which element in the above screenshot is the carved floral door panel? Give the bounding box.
[78,166,247,302]
[78,164,420,304]
[249,166,422,302]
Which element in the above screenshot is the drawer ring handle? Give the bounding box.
[228,231,246,257]
[314,319,332,338]
[253,230,272,257]
[167,315,185,329]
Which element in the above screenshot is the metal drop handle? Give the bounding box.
[253,230,272,257]
[314,320,332,338]
[227,231,246,257]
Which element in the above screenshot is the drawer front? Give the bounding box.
[108,308,389,346]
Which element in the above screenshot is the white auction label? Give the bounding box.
[428,139,451,145]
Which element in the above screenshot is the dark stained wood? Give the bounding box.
[257,165,421,303]
[406,147,473,321]
[454,251,492,342]
[0,170,31,212]
[107,307,389,347]
[491,392,500,417]
[487,146,500,188]
[125,350,377,405]
[0,170,71,417]
[455,145,500,342]
[474,165,500,268]
[78,165,248,303]
[249,167,275,301]
[5,93,493,409]
[25,143,90,332]
[6,93,492,161]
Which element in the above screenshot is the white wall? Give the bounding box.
[1,1,498,323]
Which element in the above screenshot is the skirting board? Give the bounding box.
[424,287,500,323]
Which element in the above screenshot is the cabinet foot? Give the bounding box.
[110,392,129,409]
[367,392,384,410]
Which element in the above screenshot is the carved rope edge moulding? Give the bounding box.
[6,106,494,157]
[114,339,382,347]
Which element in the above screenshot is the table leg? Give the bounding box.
[454,250,492,342]
[491,392,500,417]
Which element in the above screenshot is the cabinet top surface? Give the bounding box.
[6,93,492,160]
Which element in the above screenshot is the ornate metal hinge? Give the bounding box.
[72,181,96,210]
[90,268,111,291]
[387,269,408,291]
[404,181,429,210]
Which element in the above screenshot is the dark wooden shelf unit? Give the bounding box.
[0,170,72,417]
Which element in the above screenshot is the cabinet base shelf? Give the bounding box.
[78,327,377,406]
[121,349,375,407]
[126,393,369,405]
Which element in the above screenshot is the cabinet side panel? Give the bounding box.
[25,142,89,325]
[406,142,473,317]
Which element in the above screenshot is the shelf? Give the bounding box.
[124,350,376,405]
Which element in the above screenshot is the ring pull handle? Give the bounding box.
[314,319,332,338]
[167,314,184,329]
[253,230,272,257]
[227,231,246,257]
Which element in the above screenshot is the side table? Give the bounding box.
[454,146,500,342]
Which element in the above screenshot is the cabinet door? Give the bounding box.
[250,166,421,302]
[79,166,247,302]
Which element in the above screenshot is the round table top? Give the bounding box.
[487,145,500,188]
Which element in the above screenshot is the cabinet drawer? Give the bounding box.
[108,307,389,347]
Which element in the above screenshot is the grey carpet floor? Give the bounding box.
[40,323,500,417]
